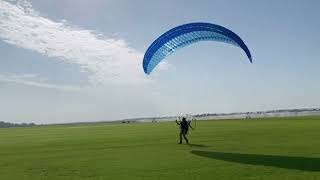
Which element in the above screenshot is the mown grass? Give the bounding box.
[0,116,320,180]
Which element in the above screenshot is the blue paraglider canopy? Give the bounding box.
[143,22,252,74]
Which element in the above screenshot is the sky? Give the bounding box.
[0,0,319,124]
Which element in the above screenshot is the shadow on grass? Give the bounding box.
[191,151,320,171]
[188,144,208,148]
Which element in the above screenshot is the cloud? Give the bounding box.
[0,0,152,85]
[0,73,85,92]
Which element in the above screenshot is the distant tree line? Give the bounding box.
[0,121,35,128]
[192,108,320,118]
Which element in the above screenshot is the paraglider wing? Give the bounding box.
[143,22,252,74]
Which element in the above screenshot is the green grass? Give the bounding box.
[1,116,320,180]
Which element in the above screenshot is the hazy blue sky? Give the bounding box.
[0,0,319,124]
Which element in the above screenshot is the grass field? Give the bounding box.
[1,116,320,180]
